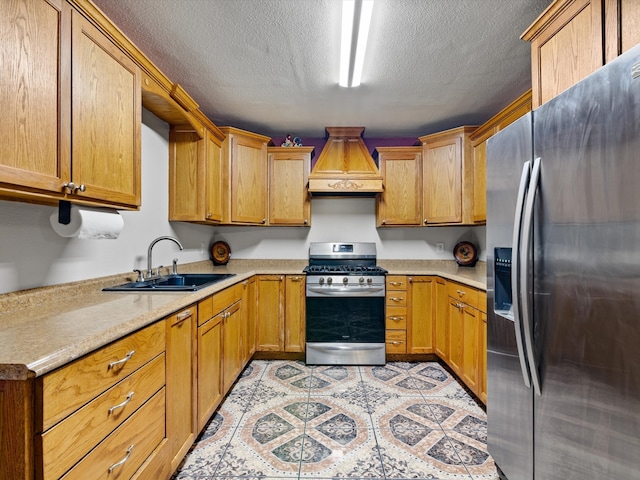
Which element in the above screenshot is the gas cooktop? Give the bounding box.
[303,265,388,275]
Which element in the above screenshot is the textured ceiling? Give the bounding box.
[92,0,550,138]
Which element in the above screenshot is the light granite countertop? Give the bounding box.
[0,259,485,381]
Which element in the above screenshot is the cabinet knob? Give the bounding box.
[206,213,212,218]
[62,182,86,193]
[262,218,266,224]
[423,219,428,224]
[304,219,308,225]
[382,219,386,225]
[408,277,413,283]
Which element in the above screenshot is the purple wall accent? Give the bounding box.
[271,136,419,169]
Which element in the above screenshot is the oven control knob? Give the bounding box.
[367,277,373,284]
[327,277,333,285]
[343,277,349,285]
[359,277,365,284]
[319,277,325,285]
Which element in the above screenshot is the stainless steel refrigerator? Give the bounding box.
[486,43,640,480]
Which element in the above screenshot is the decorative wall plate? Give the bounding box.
[211,240,231,265]
[453,241,478,267]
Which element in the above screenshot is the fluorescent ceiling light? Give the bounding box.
[339,0,374,88]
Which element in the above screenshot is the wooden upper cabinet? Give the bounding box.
[375,147,422,227]
[419,126,476,225]
[470,90,532,223]
[169,124,225,223]
[0,1,141,208]
[523,0,640,108]
[267,147,312,226]
[220,127,271,225]
[0,0,67,195]
[70,9,141,207]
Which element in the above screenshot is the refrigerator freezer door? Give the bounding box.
[486,113,534,480]
[532,44,640,479]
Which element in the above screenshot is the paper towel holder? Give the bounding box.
[58,200,72,225]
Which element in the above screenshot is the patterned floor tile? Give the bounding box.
[220,425,304,477]
[308,365,362,396]
[173,360,494,480]
[240,395,311,430]
[444,430,499,479]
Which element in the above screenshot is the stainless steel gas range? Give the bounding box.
[303,242,387,365]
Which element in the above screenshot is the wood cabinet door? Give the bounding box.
[285,275,306,352]
[197,314,222,431]
[268,148,311,226]
[169,127,203,221]
[222,301,242,392]
[525,0,603,108]
[241,277,257,362]
[0,0,69,194]
[205,131,223,223]
[230,136,267,224]
[376,147,422,226]
[423,137,462,224]
[71,9,141,207]
[434,278,449,361]
[256,275,284,351]
[407,276,434,354]
[471,139,487,223]
[479,311,487,403]
[448,297,464,375]
[166,307,196,472]
[461,305,480,394]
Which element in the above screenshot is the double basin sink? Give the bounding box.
[103,273,236,292]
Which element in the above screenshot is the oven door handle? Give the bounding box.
[310,344,383,351]
[306,286,385,297]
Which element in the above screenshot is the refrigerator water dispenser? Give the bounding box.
[494,247,512,318]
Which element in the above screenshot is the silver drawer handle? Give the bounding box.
[108,444,134,473]
[177,309,192,320]
[389,282,404,286]
[389,297,403,302]
[389,341,403,345]
[389,316,403,321]
[456,289,466,296]
[108,351,135,370]
[108,391,135,414]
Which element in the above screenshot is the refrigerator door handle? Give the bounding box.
[521,156,542,396]
[511,160,532,389]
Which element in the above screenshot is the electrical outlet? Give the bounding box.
[436,242,445,253]
[200,242,206,254]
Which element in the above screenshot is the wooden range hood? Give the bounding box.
[308,127,383,196]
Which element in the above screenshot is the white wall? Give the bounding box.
[0,110,485,294]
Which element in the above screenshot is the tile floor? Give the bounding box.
[172,360,499,480]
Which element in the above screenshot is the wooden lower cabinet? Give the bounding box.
[285,275,306,352]
[461,304,480,393]
[166,306,197,473]
[386,275,408,354]
[407,276,435,353]
[197,299,223,432]
[241,277,257,363]
[222,301,242,392]
[434,277,449,361]
[479,310,488,403]
[256,275,285,351]
[448,296,465,376]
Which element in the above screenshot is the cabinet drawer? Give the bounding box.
[478,291,487,313]
[447,282,478,308]
[386,330,407,354]
[386,275,407,290]
[38,321,165,431]
[39,354,165,480]
[198,295,214,326]
[386,306,407,329]
[213,284,241,315]
[60,388,165,480]
[386,291,407,306]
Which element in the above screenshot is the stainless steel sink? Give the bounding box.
[103,273,236,292]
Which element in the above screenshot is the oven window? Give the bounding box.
[306,296,384,343]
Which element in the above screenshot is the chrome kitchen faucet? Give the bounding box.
[146,236,183,278]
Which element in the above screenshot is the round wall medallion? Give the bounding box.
[453,241,478,267]
[211,241,231,265]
